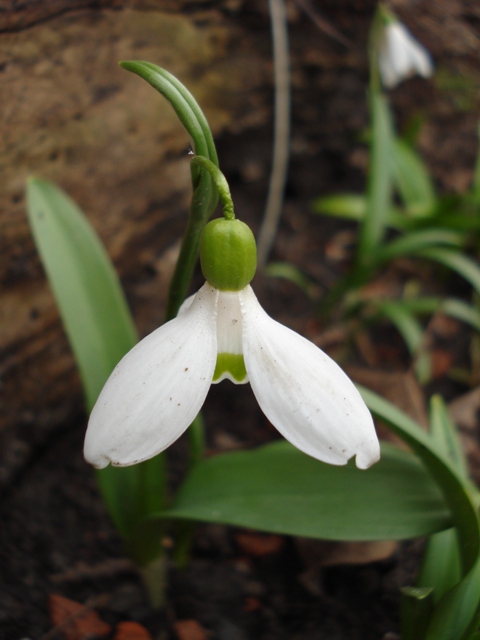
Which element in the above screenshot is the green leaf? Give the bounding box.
[473,123,480,205]
[264,261,319,299]
[361,387,479,568]
[418,528,462,605]
[26,178,165,548]
[156,441,451,541]
[360,387,480,640]
[26,177,138,409]
[415,398,465,609]
[441,298,480,333]
[374,229,464,264]
[312,193,407,230]
[391,139,436,217]
[357,91,394,260]
[429,395,469,479]
[372,300,430,383]
[418,247,480,298]
[401,586,435,640]
[311,194,367,221]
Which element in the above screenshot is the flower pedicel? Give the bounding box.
[84,217,380,470]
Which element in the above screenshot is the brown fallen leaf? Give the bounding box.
[244,596,262,612]
[235,531,284,556]
[295,539,398,596]
[113,621,153,640]
[48,594,111,640]
[174,619,208,640]
[296,539,397,568]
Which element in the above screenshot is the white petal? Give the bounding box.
[380,22,433,88]
[84,283,218,468]
[240,287,380,469]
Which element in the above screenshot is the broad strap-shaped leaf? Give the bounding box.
[26,178,165,545]
[154,441,451,541]
[27,177,138,409]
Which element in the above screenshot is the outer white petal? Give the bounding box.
[240,286,380,469]
[380,22,433,89]
[84,283,218,468]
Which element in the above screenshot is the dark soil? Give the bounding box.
[0,402,418,640]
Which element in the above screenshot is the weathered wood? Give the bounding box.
[0,2,273,486]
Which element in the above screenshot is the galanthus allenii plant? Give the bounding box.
[28,61,480,635]
[84,161,380,472]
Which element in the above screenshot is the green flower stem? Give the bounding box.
[368,4,388,93]
[190,155,235,221]
[187,413,206,470]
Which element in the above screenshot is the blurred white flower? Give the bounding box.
[379,21,433,89]
[84,282,380,471]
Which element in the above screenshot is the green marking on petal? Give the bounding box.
[213,353,248,384]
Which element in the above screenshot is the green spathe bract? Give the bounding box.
[200,218,257,291]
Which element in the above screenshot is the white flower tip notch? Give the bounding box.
[84,215,381,471]
[379,21,434,89]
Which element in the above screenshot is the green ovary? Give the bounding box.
[213,353,248,384]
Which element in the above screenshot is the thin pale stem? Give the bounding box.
[257,0,291,269]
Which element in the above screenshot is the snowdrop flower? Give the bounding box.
[379,19,433,89]
[84,218,380,470]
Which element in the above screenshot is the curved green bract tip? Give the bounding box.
[200,218,257,291]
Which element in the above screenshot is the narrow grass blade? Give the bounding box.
[312,194,367,221]
[391,138,436,217]
[373,300,430,383]
[473,123,480,204]
[429,395,469,479]
[374,229,464,265]
[418,247,480,298]
[441,298,480,332]
[264,261,319,299]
